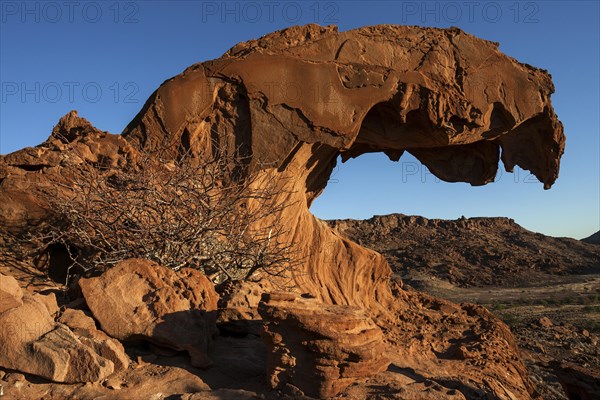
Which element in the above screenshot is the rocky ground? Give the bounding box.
[2,215,598,399]
[1,255,539,400]
[330,214,600,399]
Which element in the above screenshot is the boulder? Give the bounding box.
[58,308,97,331]
[59,308,129,372]
[258,292,390,398]
[79,258,218,368]
[0,295,115,383]
[32,292,59,317]
[74,327,130,372]
[0,273,23,313]
[31,324,114,383]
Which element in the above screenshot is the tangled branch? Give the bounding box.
[25,138,300,286]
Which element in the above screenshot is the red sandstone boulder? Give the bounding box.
[79,258,219,368]
[58,308,129,372]
[258,292,390,398]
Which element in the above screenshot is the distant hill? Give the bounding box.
[582,231,600,245]
[328,214,600,287]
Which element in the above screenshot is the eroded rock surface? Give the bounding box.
[258,292,390,398]
[118,23,565,311]
[217,280,268,336]
[552,361,600,400]
[79,258,219,368]
[0,24,567,399]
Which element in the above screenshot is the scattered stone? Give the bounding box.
[538,317,553,328]
[58,307,129,372]
[32,324,114,382]
[74,326,130,372]
[0,295,118,383]
[582,329,590,338]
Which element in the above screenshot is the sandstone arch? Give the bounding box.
[121,24,564,309]
[0,24,566,399]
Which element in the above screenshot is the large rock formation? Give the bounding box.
[119,24,564,309]
[0,24,566,398]
[79,259,219,368]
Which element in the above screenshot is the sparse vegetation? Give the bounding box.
[15,138,299,286]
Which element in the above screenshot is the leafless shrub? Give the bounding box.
[26,138,299,286]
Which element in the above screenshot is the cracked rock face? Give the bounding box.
[0,24,565,399]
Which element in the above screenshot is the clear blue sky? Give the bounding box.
[1,1,598,239]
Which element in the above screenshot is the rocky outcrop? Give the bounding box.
[1,24,565,308]
[0,110,136,234]
[118,23,565,310]
[0,24,566,399]
[382,284,538,400]
[328,214,600,287]
[258,292,390,398]
[79,258,219,368]
[0,282,120,383]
